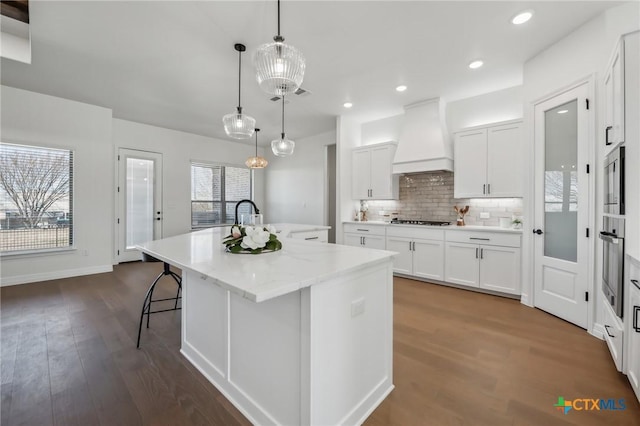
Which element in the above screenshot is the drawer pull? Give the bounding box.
[632,279,640,291]
[604,324,615,338]
[304,237,319,240]
[470,237,490,241]
[356,229,369,232]
[634,306,640,333]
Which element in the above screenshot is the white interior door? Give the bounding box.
[117,149,163,262]
[533,83,590,328]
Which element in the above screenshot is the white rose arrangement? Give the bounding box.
[223,224,282,254]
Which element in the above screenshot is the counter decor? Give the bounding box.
[223,224,282,254]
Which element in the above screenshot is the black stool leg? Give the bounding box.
[136,262,182,349]
[136,271,164,349]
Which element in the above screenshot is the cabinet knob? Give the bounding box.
[533,229,543,235]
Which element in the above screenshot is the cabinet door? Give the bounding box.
[628,282,640,401]
[369,145,393,199]
[352,149,371,199]
[454,129,488,198]
[413,240,444,281]
[478,245,521,294]
[444,242,479,287]
[363,235,386,250]
[487,123,523,197]
[343,233,363,247]
[386,237,413,275]
[611,42,625,144]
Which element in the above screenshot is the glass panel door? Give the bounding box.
[543,100,578,262]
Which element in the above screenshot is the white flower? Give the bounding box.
[231,225,241,239]
[266,224,277,235]
[240,226,270,250]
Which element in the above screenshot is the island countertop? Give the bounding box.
[136,226,396,303]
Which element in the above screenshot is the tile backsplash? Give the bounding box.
[364,171,522,226]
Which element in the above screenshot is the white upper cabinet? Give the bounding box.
[604,39,625,148]
[454,120,523,198]
[351,142,399,200]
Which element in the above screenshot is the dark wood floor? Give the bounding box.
[1,264,639,426]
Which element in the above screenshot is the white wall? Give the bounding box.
[361,115,402,146]
[113,119,265,239]
[446,86,523,133]
[336,116,362,243]
[521,2,640,325]
[263,130,335,225]
[1,86,114,285]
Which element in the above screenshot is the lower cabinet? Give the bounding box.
[343,223,386,250]
[444,231,521,295]
[602,299,624,372]
[627,259,640,402]
[386,236,444,281]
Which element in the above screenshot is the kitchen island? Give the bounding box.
[136,226,395,426]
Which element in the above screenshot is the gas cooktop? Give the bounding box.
[389,219,451,226]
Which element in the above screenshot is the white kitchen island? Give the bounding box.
[136,226,395,426]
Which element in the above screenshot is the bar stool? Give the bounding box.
[136,253,182,348]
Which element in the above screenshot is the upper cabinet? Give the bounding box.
[454,120,523,198]
[352,142,399,200]
[604,39,625,148]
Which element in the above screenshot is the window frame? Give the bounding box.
[190,161,253,229]
[0,140,75,256]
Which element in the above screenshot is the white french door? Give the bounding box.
[533,83,591,328]
[117,149,163,262]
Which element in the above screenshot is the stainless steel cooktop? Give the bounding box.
[389,219,451,226]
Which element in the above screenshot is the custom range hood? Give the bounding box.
[392,98,453,174]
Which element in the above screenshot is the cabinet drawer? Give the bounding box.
[386,226,444,241]
[289,230,328,242]
[603,301,624,372]
[343,223,386,236]
[445,230,521,248]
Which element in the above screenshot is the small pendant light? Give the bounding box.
[271,96,295,157]
[246,128,268,169]
[223,43,255,139]
[254,0,306,96]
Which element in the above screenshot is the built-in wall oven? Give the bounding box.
[600,217,625,318]
[604,146,625,215]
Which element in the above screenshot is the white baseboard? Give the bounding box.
[0,265,113,287]
[591,322,606,340]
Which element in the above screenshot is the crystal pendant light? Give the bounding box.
[271,96,295,157]
[255,0,306,96]
[246,128,268,169]
[223,44,255,139]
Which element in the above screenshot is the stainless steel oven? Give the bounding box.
[600,217,625,318]
[604,146,625,215]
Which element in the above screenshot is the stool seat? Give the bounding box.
[136,259,182,348]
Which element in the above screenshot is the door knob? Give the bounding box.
[533,229,543,235]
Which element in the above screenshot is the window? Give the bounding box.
[191,163,252,227]
[0,143,74,253]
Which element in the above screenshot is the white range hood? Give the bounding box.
[392,98,453,174]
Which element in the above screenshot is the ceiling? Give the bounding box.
[0,1,621,145]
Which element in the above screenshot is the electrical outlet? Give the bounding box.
[351,298,365,318]
[480,212,490,219]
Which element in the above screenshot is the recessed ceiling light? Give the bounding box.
[512,10,534,25]
[557,109,568,114]
[468,60,484,69]
[343,102,353,108]
[396,85,407,92]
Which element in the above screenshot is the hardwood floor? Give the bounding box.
[1,265,639,425]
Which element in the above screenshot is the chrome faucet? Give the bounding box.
[234,199,260,225]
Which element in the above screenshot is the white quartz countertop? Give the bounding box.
[343,221,522,234]
[137,226,394,303]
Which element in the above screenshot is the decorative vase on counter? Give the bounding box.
[454,205,469,226]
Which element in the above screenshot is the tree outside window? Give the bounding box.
[0,143,73,252]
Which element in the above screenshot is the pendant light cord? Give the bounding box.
[281,96,285,138]
[277,0,281,37]
[237,48,242,111]
[255,129,259,156]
